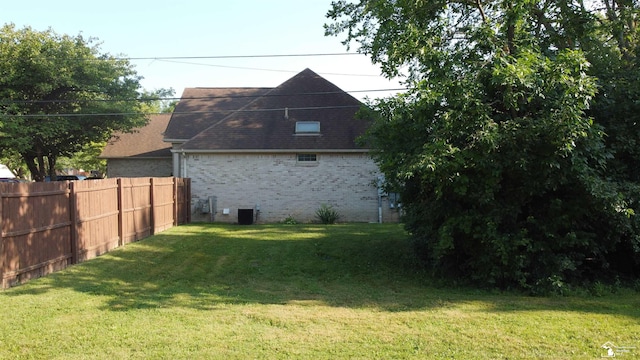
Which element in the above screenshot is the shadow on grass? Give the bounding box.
[5,223,640,319]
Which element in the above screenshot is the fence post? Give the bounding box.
[0,186,4,288]
[149,178,155,236]
[186,178,192,224]
[117,178,124,247]
[69,181,78,264]
[173,177,178,226]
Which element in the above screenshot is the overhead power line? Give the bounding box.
[16,52,381,77]
[1,88,407,105]
[2,105,366,119]
[154,58,381,77]
[18,52,364,62]
[124,53,364,61]
[9,52,381,76]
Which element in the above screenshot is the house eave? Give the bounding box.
[171,148,370,154]
[99,156,172,159]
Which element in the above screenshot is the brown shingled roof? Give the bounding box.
[163,87,272,141]
[100,114,172,158]
[181,68,369,151]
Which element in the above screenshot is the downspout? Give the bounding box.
[376,175,384,224]
[180,151,187,178]
[378,193,383,224]
[171,149,186,178]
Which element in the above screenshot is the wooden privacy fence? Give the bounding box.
[0,177,191,288]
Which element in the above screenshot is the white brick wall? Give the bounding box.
[186,152,399,223]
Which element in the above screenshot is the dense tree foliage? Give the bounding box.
[326,0,640,291]
[138,88,177,115]
[55,89,176,178]
[56,141,108,177]
[0,24,150,181]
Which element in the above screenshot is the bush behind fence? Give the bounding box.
[0,177,191,288]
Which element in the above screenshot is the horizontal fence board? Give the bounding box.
[0,177,191,288]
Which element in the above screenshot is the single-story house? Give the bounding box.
[100,113,173,178]
[102,69,399,223]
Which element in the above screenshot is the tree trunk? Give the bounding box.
[47,156,57,180]
[23,154,43,182]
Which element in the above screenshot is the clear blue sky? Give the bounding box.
[3,0,403,100]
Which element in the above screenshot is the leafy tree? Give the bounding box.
[0,24,149,181]
[56,88,176,178]
[139,88,177,114]
[327,1,640,290]
[56,141,107,177]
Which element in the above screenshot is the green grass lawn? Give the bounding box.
[0,223,638,359]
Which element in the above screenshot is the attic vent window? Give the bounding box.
[295,121,320,134]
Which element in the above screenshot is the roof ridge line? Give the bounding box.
[188,86,274,90]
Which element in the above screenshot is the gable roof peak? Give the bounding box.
[267,68,355,100]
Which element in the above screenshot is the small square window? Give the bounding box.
[297,154,317,162]
[295,121,320,133]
